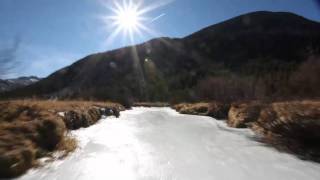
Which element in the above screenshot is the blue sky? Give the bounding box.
[1,0,320,78]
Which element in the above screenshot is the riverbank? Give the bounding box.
[0,100,124,178]
[15,107,320,180]
[3,100,319,178]
[173,100,320,162]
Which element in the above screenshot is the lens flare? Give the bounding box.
[101,0,174,46]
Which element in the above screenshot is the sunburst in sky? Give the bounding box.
[101,0,173,46]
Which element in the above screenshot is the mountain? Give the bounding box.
[2,11,320,104]
[0,76,41,93]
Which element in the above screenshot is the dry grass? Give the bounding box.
[133,102,170,107]
[173,102,230,119]
[251,100,320,161]
[175,100,320,161]
[0,100,125,113]
[55,135,77,158]
[173,103,210,115]
[227,101,264,128]
[0,100,124,178]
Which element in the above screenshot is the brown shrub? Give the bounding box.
[195,57,320,102]
[289,57,320,98]
[196,76,255,103]
[227,101,263,128]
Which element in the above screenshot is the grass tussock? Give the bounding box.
[252,101,320,161]
[173,102,230,119]
[227,101,264,128]
[173,103,210,115]
[174,100,320,161]
[55,135,77,158]
[133,102,170,107]
[0,100,124,178]
[226,100,320,161]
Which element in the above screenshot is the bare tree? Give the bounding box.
[0,37,20,79]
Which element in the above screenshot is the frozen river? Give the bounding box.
[18,108,320,180]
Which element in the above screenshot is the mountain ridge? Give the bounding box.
[186,11,320,39]
[0,76,41,93]
[2,11,320,103]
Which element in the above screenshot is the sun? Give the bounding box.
[101,0,173,45]
[107,0,145,36]
[115,6,140,30]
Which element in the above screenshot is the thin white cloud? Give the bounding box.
[12,44,81,78]
[150,13,166,23]
[138,0,175,15]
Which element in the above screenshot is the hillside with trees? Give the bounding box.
[2,11,320,105]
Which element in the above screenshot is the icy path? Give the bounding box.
[18,108,320,180]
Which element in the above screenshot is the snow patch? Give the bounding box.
[57,112,65,117]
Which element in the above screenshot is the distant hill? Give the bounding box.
[2,11,320,103]
[0,76,41,93]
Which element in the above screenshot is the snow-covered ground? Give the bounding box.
[18,108,320,180]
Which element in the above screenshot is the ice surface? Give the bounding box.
[17,108,320,180]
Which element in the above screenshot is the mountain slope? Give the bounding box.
[0,76,41,92]
[2,11,320,103]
